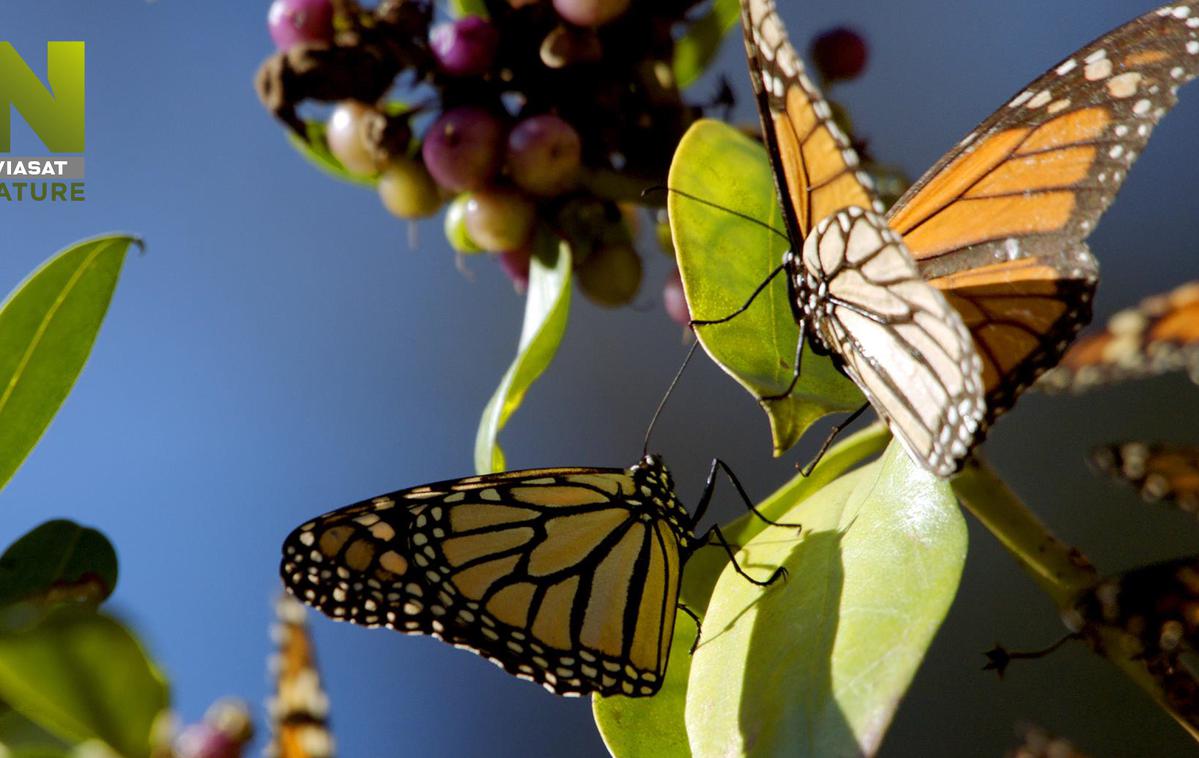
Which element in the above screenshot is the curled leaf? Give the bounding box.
[0,520,118,608]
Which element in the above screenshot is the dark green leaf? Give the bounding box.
[0,235,136,493]
[474,239,572,473]
[0,520,118,608]
[673,0,740,89]
[592,426,889,758]
[0,707,71,757]
[0,608,168,758]
[670,119,862,456]
[686,441,965,757]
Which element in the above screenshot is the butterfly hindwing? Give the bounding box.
[1091,441,1199,513]
[281,464,690,697]
[888,1,1199,426]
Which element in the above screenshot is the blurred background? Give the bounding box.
[2,0,1198,755]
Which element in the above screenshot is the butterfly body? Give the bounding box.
[283,455,700,697]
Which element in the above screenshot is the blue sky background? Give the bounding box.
[2,1,1199,755]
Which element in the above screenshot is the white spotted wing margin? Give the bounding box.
[796,208,985,478]
[281,461,692,698]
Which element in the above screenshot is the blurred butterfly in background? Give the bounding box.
[1090,441,1199,515]
[721,0,1199,476]
[281,455,785,697]
[268,595,335,758]
[1040,280,1199,392]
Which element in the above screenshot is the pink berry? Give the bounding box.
[507,115,582,197]
[663,268,690,325]
[810,27,868,82]
[497,247,532,292]
[552,0,630,27]
[326,101,382,176]
[465,188,537,252]
[268,0,333,50]
[430,17,499,77]
[174,724,240,758]
[421,107,506,192]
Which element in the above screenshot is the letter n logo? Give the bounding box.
[0,42,85,153]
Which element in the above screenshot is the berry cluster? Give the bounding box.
[258,0,724,311]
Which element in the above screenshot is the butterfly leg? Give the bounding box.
[678,603,702,655]
[701,523,788,587]
[759,316,807,402]
[690,263,786,326]
[799,401,871,476]
[691,458,802,530]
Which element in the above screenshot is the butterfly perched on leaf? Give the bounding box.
[1090,441,1199,515]
[719,0,1199,477]
[267,595,335,758]
[281,455,784,697]
[1040,281,1199,392]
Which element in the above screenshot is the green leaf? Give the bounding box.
[670,119,862,456]
[474,239,572,473]
[673,0,740,89]
[0,235,136,493]
[286,120,379,188]
[685,440,965,757]
[0,707,72,757]
[592,425,890,758]
[0,521,118,608]
[0,608,169,758]
[450,0,489,18]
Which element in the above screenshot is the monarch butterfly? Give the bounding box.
[1040,281,1199,393]
[1090,441,1199,515]
[281,455,786,697]
[716,0,1199,476]
[267,595,335,758]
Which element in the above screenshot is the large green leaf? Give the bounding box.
[673,0,740,89]
[0,520,118,608]
[670,120,862,457]
[0,235,136,493]
[592,425,890,758]
[0,706,71,757]
[0,609,169,758]
[474,240,572,473]
[686,441,965,757]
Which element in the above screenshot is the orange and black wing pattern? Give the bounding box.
[888,2,1199,428]
[281,460,691,697]
[268,595,335,758]
[740,0,885,242]
[1040,280,1199,392]
[1091,441,1199,515]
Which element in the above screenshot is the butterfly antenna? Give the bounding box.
[643,339,702,457]
[641,186,791,246]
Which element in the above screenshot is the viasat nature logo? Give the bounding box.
[0,41,85,203]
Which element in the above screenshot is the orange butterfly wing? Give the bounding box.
[1091,441,1199,513]
[740,0,885,241]
[888,2,1199,426]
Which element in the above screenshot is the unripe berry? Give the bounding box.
[378,158,442,219]
[577,242,641,307]
[497,247,532,292]
[430,17,499,77]
[422,107,506,192]
[268,0,333,50]
[465,188,537,252]
[445,194,484,253]
[326,101,382,176]
[810,27,868,83]
[552,0,630,27]
[507,115,582,197]
[663,268,690,325]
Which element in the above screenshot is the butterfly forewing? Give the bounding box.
[740,0,884,241]
[281,463,691,697]
[888,1,1199,425]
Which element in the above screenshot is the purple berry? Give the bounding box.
[507,114,582,197]
[465,188,537,252]
[810,27,868,82]
[421,107,506,192]
[552,0,630,27]
[497,247,532,292]
[430,17,499,77]
[174,724,240,758]
[268,0,333,50]
[326,101,382,176]
[663,268,690,325]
